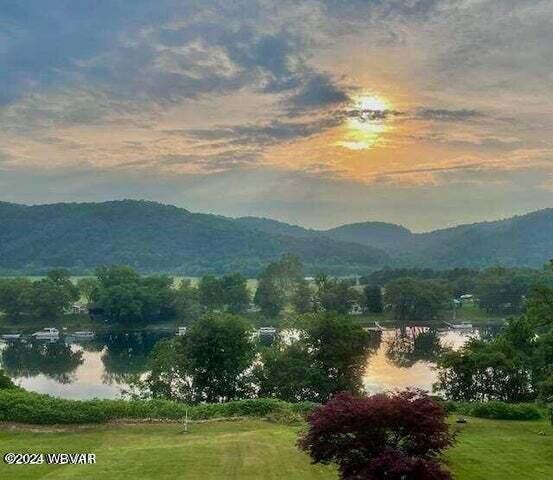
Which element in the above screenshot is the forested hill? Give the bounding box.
[1,200,552,274]
[323,209,553,268]
[0,200,388,275]
[324,222,413,251]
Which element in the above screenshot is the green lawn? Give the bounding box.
[0,417,551,479]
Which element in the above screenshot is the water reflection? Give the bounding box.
[2,341,84,384]
[384,326,442,368]
[0,331,167,399]
[363,328,478,394]
[0,326,488,399]
[98,332,168,384]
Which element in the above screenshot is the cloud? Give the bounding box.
[154,151,261,172]
[1,0,553,231]
[414,108,485,121]
[287,74,349,112]
[172,115,344,148]
[0,1,330,128]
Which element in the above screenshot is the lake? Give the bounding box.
[0,326,494,399]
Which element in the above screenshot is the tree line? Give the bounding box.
[2,259,552,325]
[0,256,373,324]
[365,266,553,315]
[434,264,553,403]
[130,310,374,405]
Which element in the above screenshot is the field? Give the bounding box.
[0,417,551,479]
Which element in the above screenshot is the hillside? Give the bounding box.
[236,216,316,239]
[0,200,388,275]
[1,200,552,274]
[324,222,413,251]
[321,210,553,268]
[410,209,553,268]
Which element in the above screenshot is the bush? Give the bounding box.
[265,409,304,425]
[468,401,542,420]
[454,401,542,421]
[299,390,454,480]
[0,369,17,390]
[0,389,317,425]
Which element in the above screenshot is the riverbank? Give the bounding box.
[0,416,551,479]
[351,304,506,327]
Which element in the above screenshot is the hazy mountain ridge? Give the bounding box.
[0,200,388,275]
[0,200,552,274]
[323,209,553,268]
[324,222,414,252]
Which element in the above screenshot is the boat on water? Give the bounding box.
[31,327,60,340]
[258,327,277,336]
[0,333,21,341]
[366,321,385,332]
[73,330,95,339]
[176,326,187,336]
[445,322,473,330]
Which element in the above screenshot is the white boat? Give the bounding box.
[73,330,95,339]
[258,327,277,336]
[365,322,384,332]
[1,333,21,340]
[176,326,187,336]
[31,327,60,340]
[445,322,473,330]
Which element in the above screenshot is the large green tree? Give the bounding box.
[257,312,374,402]
[0,278,33,319]
[291,278,313,314]
[92,266,176,324]
[30,275,78,319]
[174,279,202,324]
[254,275,286,317]
[364,285,383,313]
[198,275,225,311]
[385,277,451,322]
[475,267,533,314]
[316,278,359,315]
[254,255,304,318]
[435,274,553,403]
[141,313,256,403]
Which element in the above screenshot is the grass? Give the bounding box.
[447,417,553,479]
[453,303,506,324]
[0,417,551,479]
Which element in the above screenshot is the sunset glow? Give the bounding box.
[336,94,392,150]
[357,95,389,113]
[1,1,552,230]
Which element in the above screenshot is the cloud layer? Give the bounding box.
[1,0,552,229]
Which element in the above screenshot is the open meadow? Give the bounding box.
[1,417,552,480]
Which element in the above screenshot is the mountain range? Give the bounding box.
[0,200,552,275]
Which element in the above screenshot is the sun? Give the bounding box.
[358,95,388,112]
[335,94,392,150]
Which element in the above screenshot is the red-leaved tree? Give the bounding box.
[298,390,454,480]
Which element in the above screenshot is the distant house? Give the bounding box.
[459,294,474,305]
[66,302,89,315]
[350,303,364,315]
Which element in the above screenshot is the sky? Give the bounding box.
[1,0,552,231]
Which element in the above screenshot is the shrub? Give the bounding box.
[265,409,304,425]
[462,401,542,420]
[0,389,317,425]
[299,390,454,480]
[0,369,16,390]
